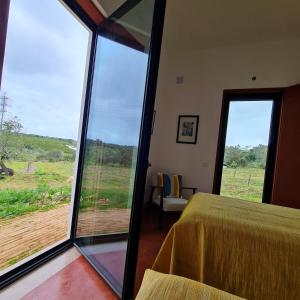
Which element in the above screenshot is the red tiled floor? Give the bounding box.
[19,207,178,300]
[134,207,180,296]
[21,256,118,300]
[91,250,126,287]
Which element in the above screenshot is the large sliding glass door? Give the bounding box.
[0,0,165,296]
[0,0,89,279]
[72,0,163,297]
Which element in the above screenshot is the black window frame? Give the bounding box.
[213,89,282,204]
[70,0,166,298]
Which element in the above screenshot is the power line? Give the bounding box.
[0,93,9,132]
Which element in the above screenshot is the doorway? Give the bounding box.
[214,90,282,203]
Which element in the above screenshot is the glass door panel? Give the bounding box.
[74,0,156,296]
[0,0,89,275]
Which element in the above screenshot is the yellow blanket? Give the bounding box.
[136,269,245,300]
[153,193,300,300]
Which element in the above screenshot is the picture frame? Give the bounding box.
[176,115,199,144]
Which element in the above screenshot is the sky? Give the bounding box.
[86,38,148,146]
[1,1,272,148]
[1,0,149,146]
[1,0,89,140]
[225,101,273,147]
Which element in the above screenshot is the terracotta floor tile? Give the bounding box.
[21,256,118,300]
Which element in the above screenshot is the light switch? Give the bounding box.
[176,76,184,84]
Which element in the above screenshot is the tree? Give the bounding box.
[224,145,245,168]
[0,117,23,176]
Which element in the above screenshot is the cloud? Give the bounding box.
[1,0,89,140]
[87,38,148,146]
[1,0,150,146]
[226,101,273,147]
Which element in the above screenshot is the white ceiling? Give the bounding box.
[163,0,300,51]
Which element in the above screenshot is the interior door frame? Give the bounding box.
[213,89,283,204]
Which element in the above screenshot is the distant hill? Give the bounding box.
[18,133,77,155]
[6,133,77,162]
[11,133,77,154]
[8,134,136,166]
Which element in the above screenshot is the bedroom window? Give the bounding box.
[0,0,89,274]
[214,92,281,203]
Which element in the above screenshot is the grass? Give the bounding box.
[1,161,74,190]
[0,161,266,219]
[221,167,265,202]
[79,164,132,211]
[0,185,71,218]
[0,161,131,219]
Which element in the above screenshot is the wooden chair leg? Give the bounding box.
[149,186,155,204]
[159,208,163,230]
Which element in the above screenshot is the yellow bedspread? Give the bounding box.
[136,269,245,300]
[153,193,300,300]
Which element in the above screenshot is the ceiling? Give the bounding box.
[91,0,125,17]
[163,0,300,51]
[91,0,153,50]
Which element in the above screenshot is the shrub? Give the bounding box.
[0,184,71,218]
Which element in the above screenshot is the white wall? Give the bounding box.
[147,38,300,197]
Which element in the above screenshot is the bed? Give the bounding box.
[152,193,300,300]
[136,269,245,300]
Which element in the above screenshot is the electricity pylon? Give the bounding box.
[0,93,9,132]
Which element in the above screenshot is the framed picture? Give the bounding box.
[176,115,199,144]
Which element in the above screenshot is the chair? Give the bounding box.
[149,173,197,229]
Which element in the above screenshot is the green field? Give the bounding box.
[0,161,74,218]
[0,160,131,219]
[0,133,134,219]
[0,133,267,220]
[79,164,131,212]
[0,163,265,219]
[221,167,265,202]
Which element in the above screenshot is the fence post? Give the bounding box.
[247,174,252,186]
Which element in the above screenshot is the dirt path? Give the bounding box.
[0,205,69,270]
[0,206,130,270]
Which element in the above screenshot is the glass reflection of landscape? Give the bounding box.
[75,0,155,294]
[76,38,148,238]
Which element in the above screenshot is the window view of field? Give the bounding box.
[0,131,133,269]
[220,101,273,202]
[221,145,267,202]
[0,0,89,272]
[0,133,76,270]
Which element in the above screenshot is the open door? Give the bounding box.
[214,90,281,204]
[71,1,166,298]
[272,84,300,208]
